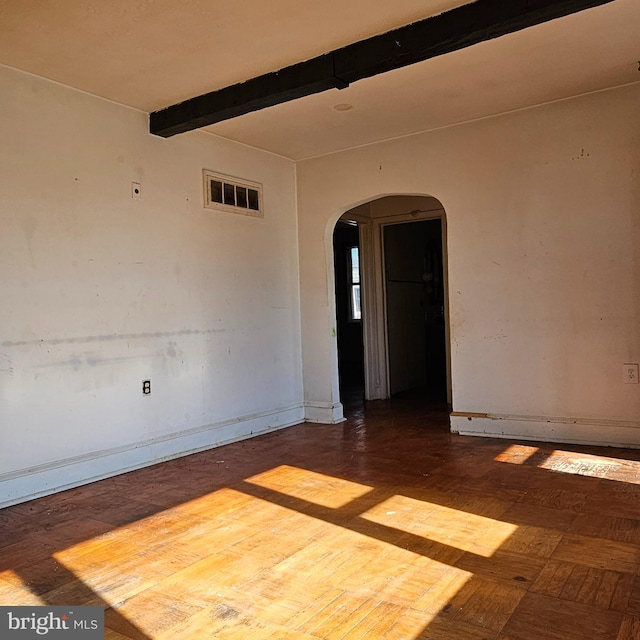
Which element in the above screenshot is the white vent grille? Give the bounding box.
[203,170,263,218]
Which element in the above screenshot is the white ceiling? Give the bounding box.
[1,0,638,160]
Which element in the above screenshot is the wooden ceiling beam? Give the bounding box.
[150,0,615,137]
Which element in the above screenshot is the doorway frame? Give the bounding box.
[353,200,452,403]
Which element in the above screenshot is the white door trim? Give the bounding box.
[360,206,451,402]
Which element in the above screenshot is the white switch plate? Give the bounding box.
[623,363,639,384]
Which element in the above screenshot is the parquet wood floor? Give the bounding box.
[2,394,640,639]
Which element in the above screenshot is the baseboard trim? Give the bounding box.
[304,401,346,424]
[0,404,305,509]
[450,411,640,448]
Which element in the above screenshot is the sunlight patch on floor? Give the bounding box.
[0,570,46,605]
[494,444,540,464]
[361,495,518,556]
[246,465,373,508]
[538,451,622,478]
[494,446,640,484]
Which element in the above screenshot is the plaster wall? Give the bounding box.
[297,83,640,445]
[0,65,303,506]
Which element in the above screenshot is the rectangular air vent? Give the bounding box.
[203,170,263,218]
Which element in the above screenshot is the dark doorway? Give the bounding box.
[333,221,364,400]
[384,219,447,402]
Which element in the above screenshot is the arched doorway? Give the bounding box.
[333,195,451,406]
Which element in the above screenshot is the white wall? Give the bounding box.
[297,83,640,445]
[0,65,303,507]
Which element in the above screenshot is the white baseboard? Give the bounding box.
[450,411,640,448]
[304,401,346,424]
[0,404,305,509]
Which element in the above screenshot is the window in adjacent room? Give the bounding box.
[348,246,361,321]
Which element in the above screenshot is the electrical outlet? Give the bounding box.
[142,379,151,395]
[623,364,639,384]
[131,182,142,199]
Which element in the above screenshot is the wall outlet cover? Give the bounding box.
[623,363,639,384]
